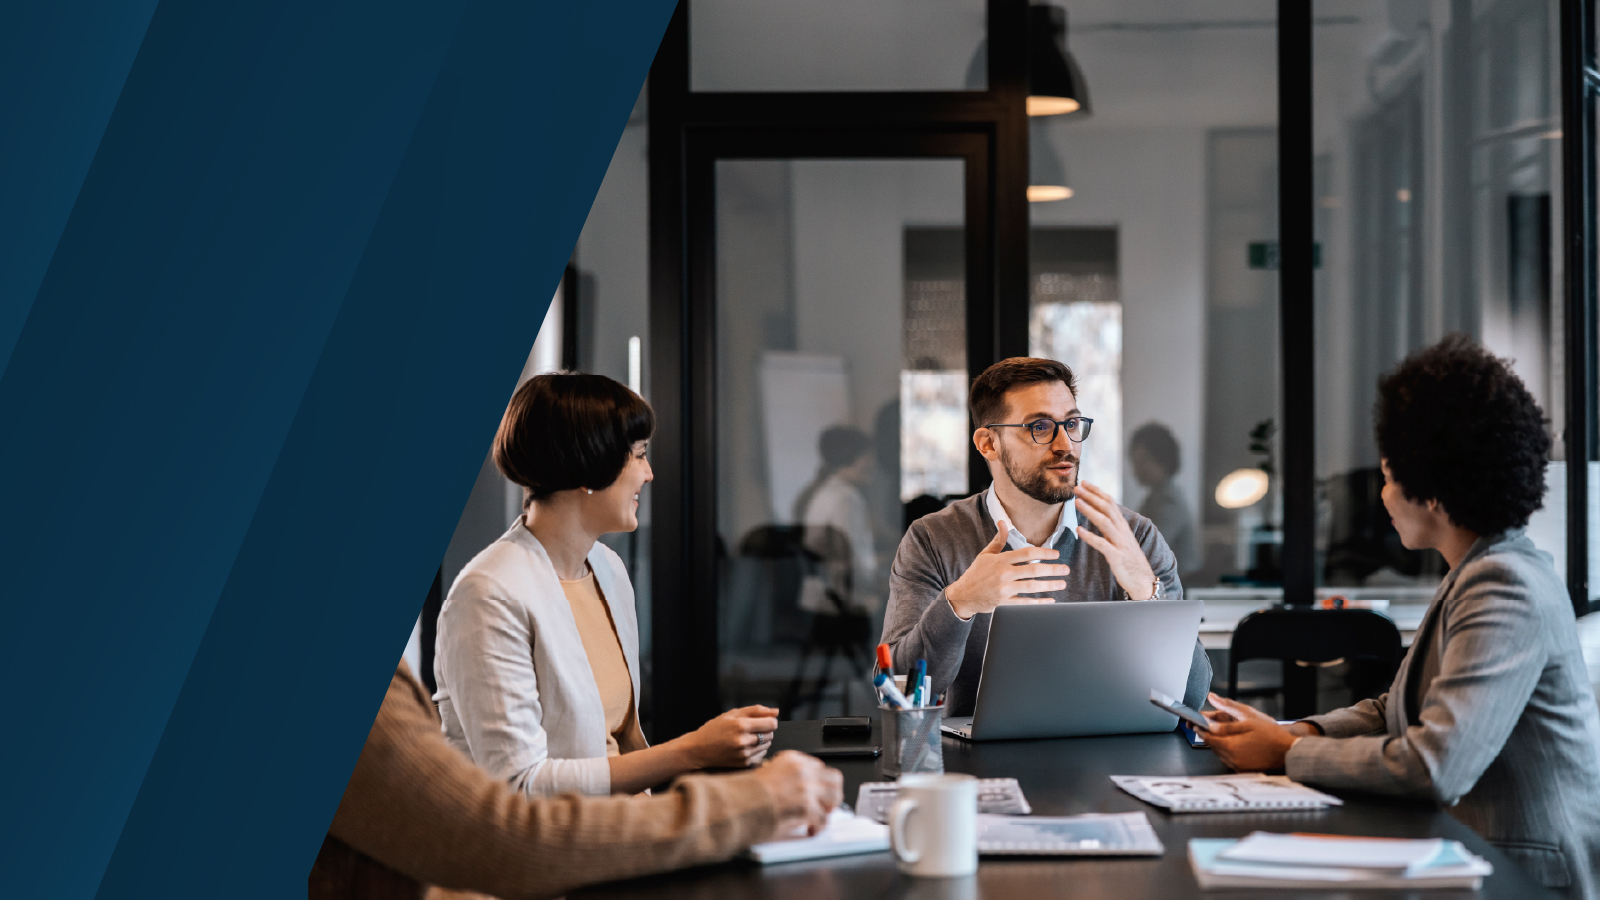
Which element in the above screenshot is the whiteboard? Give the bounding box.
[759,352,850,523]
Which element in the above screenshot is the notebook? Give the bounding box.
[977,811,1164,856]
[1219,832,1446,875]
[1112,773,1343,812]
[1189,836,1492,890]
[854,778,1032,823]
[743,808,889,865]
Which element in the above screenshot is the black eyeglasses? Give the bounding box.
[985,417,1094,444]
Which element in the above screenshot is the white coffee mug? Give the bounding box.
[889,773,978,877]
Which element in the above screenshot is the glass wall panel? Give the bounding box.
[690,0,986,92]
[1313,0,1564,629]
[571,88,654,728]
[1027,1,1279,612]
[715,158,966,717]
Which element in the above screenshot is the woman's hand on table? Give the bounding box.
[678,705,780,769]
[753,750,844,839]
[1202,693,1314,771]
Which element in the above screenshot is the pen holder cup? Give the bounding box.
[882,705,944,777]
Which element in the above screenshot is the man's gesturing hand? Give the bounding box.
[944,520,1070,620]
[1074,482,1159,601]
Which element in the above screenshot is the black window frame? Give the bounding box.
[1562,0,1598,617]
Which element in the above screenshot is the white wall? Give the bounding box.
[690,0,985,92]
[576,116,649,393]
[792,159,964,436]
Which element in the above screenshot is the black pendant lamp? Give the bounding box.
[1028,118,1072,202]
[1028,4,1090,117]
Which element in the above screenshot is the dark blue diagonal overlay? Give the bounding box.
[0,1,673,896]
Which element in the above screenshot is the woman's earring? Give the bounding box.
[586,489,593,494]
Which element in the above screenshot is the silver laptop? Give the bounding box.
[941,599,1203,741]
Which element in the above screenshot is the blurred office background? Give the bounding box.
[407,0,1600,734]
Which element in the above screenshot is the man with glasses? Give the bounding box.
[881,357,1212,715]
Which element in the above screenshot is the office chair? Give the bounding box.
[1227,606,1403,720]
[732,524,810,648]
[780,524,873,720]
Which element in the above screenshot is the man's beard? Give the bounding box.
[998,440,1079,505]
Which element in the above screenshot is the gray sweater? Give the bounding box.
[881,491,1212,717]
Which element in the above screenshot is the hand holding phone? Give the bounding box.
[1150,688,1211,732]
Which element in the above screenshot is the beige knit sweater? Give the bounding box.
[308,662,779,900]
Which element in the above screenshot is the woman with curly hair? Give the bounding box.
[1202,334,1600,898]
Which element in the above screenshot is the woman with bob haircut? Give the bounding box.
[1201,335,1600,898]
[434,372,779,797]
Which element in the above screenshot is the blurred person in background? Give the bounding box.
[793,425,881,618]
[311,661,842,900]
[1203,335,1600,899]
[434,373,779,799]
[1128,422,1200,576]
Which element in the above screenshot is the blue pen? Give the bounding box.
[911,659,927,706]
[874,673,912,709]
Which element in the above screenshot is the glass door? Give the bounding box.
[713,157,969,717]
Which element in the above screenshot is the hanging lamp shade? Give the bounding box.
[1028,117,1072,202]
[1028,4,1090,117]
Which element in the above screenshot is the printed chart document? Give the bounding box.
[744,808,889,865]
[854,778,1032,824]
[1189,835,1492,890]
[977,811,1163,857]
[1112,773,1343,812]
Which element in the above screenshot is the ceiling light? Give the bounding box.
[1215,468,1270,509]
[1028,185,1074,202]
[1028,4,1091,118]
[1029,117,1072,202]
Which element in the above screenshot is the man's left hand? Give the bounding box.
[1074,482,1159,600]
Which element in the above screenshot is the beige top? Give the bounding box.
[560,571,645,757]
[311,663,779,900]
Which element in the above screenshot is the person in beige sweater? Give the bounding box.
[309,662,842,900]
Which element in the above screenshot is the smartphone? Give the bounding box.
[1150,688,1211,733]
[810,745,881,758]
[822,716,872,738]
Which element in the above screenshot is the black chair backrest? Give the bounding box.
[737,524,805,559]
[1228,606,1403,706]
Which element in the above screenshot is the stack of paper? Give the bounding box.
[854,778,1032,823]
[977,811,1163,857]
[1112,773,1343,812]
[743,808,889,865]
[1189,833,1493,890]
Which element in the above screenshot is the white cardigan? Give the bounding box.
[434,520,643,797]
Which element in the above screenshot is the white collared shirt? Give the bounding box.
[984,486,1077,551]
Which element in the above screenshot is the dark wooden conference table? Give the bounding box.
[573,717,1558,900]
